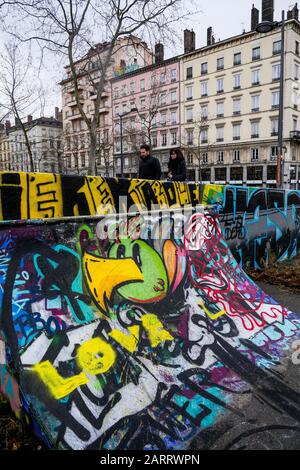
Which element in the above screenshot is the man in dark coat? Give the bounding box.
[138,144,162,180]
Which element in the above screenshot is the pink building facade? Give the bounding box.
[111,57,181,178]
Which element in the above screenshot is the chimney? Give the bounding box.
[155,43,164,64]
[5,120,11,130]
[251,4,259,30]
[287,3,299,20]
[55,107,60,120]
[207,27,213,46]
[262,0,274,23]
[15,117,21,127]
[27,115,33,124]
[184,29,196,54]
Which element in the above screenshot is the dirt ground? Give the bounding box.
[0,394,42,450]
[247,254,300,294]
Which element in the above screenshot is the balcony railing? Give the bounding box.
[290,130,300,140]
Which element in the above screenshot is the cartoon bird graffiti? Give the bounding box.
[82,234,186,315]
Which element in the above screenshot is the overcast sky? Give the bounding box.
[176,0,296,54]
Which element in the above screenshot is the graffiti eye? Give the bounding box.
[117,244,126,259]
[132,243,142,268]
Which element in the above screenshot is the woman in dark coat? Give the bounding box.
[167,148,187,182]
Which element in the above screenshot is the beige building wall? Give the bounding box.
[181,18,300,188]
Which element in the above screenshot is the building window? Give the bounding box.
[201,168,211,181]
[267,165,277,180]
[122,84,126,96]
[170,110,177,124]
[251,121,260,138]
[216,126,224,142]
[216,151,224,163]
[160,113,167,126]
[161,132,167,146]
[186,129,194,145]
[273,40,282,55]
[186,107,193,123]
[271,118,279,136]
[247,165,263,180]
[251,148,259,161]
[171,130,177,145]
[272,90,280,108]
[233,74,241,89]
[187,153,194,165]
[151,75,157,87]
[234,52,241,66]
[296,41,300,56]
[80,153,86,168]
[113,87,119,98]
[160,73,166,85]
[171,69,177,82]
[271,146,279,161]
[290,164,297,178]
[171,90,177,103]
[230,166,243,181]
[201,105,208,119]
[252,46,261,61]
[202,152,208,164]
[201,62,208,75]
[272,63,281,81]
[140,97,146,109]
[201,128,208,144]
[215,167,226,180]
[160,93,167,106]
[217,57,224,70]
[233,98,241,114]
[186,67,193,79]
[295,64,299,80]
[140,79,145,91]
[233,123,241,140]
[216,101,224,117]
[186,86,193,101]
[252,69,260,85]
[293,118,298,131]
[217,78,224,93]
[251,94,260,112]
[233,149,240,162]
[152,134,158,147]
[201,81,208,97]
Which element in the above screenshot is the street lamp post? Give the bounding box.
[256,10,285,189]
[278,10,285,189]
[119,108,138,178]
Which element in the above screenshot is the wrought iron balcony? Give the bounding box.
[290,130,300,140]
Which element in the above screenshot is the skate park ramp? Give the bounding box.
[0,207,300,450]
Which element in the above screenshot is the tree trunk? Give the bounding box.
[89,130,97,175]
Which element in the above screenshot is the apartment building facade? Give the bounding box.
[0,123,10,171]
[108,2,300,188]
[60,36,153,176]
[0,110,63,173]
[112,47,181,178]
[181,4,300,188]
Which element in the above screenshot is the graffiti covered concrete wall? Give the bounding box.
[217,186,300,269]
[0,172,200,220]
[0,210,299,449]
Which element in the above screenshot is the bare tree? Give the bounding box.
[0,42,45,172]
[119,68,169,174]
[3,0,195,175]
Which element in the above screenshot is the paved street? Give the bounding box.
[191,280,300,450]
